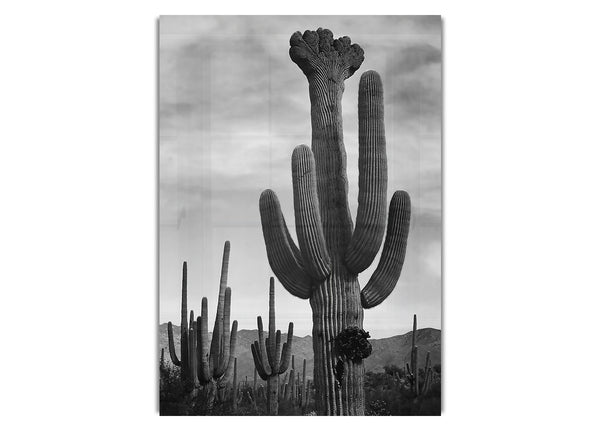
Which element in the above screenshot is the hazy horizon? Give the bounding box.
[159,15,442,339]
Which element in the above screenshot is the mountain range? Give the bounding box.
[158,324,441,382]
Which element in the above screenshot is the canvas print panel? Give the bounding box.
[159,15,441,416]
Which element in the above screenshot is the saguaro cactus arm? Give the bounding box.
[166,261,189,369]
[259,190,312,299]
[272,330,282,373]
[360,191,411,309]
[210,241,230,371]
[291,145,331,280]
[166,321,181,366]
[181,262,188,333]
[188,311,197,384]
[278,322,294,373]
[222,320,238,382]
[345,71,388,274]
[256,316,272,375]
[197,298,211,384]
[217,287,233,375]
[251,341,269,380]
[180,262,189,373]
[268,278,276,354]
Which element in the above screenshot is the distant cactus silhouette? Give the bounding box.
[301,358,309,414]
[259,28,411,415]
[195,241,238,407]
[411,314,419,395]
[159,348,165,375]
[167,241,238,408]
[421,351,433,395]
[231,358,243,413]
[250,277,294,415]
[166,261,191,384]
[405,315,436,396]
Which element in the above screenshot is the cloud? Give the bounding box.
[159,16,442,338]
[392,43,442,75]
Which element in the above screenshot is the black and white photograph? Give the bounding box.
[4,2,600,428]
[159,15,442,415]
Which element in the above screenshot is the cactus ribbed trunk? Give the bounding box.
[308,78,352,254]
[306,61,366,416]
[266,375,278,415]
[310,269,364,415]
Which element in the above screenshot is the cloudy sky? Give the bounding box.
[159,16,441,338]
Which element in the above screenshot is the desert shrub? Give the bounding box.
[160,363,440,415]
[366,399,391,416]
[384,364,405,377]
[364,367,441,416]
[159,365,192,415]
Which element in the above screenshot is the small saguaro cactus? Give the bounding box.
[159,348,165,375]
[167,241,238,404]
[411,314,419,395]
[257,384,267,403]
[188,311,198,385]
[232,358,242,413]
[246,368,259,413]
[259,28,411,415]
[195,241,239,407]
[250,277,294,415]
[291,368,297,404]
[167,262,191,384]
[301,358,309,413]
[421,351,432,395]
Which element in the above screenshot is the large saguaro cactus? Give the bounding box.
[259,28,411,415]
[250,277,294,415]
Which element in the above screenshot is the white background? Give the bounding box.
[1,1,599,429]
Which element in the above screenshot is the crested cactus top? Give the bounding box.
[289,28,364,82]
[261,29,411,307]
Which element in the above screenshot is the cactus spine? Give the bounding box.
[250,277,294,415]
[259,28,411,415]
